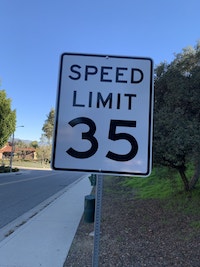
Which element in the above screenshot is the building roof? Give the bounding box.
[0,144,36,153]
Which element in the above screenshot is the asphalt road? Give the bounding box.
[0,169,84,228]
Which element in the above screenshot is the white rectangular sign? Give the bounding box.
[52,53,153,176]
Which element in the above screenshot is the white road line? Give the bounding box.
[0,172,57,186]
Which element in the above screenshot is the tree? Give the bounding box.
[30,140,39,149]
[15,140,28,148]
[0,90,16,147]
[42,108,55,144]
[153,42,200,191]
[36,134,51,165]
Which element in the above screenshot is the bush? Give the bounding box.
[0,165,19,173]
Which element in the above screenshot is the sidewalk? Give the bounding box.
[0,175,92,267]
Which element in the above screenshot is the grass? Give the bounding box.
[124,165,200,199]
[190,221,200,230]
[0,159,51,173]
[124,167,183,199]
[1,159,50,169]
[123,166,200,217]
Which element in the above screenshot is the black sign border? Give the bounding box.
[52,53,154,177]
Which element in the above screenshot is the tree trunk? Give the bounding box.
[178,166,190,191]
[189,158,200,190]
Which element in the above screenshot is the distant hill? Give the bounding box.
[8,138,32,144]
[14,138,48,146]
[8,138,48,146]
[18,139,32,144]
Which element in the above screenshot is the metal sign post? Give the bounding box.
[92,174,103,267]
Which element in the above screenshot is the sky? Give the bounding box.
[0,0,199,142]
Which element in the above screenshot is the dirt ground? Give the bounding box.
[64,176,200,267]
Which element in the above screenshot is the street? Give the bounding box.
[0,169,84,228]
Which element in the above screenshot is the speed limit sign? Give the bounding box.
[52,53,153,176]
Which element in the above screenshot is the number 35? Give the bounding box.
[66,117,138,162]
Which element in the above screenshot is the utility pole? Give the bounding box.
[10,125,24,172]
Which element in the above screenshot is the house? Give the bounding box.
[0,143,37,160]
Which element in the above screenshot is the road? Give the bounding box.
[0,169,84,228]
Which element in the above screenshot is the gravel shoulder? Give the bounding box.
[64,176,200,267]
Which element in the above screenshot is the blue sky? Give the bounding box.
[0,0,199,142]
